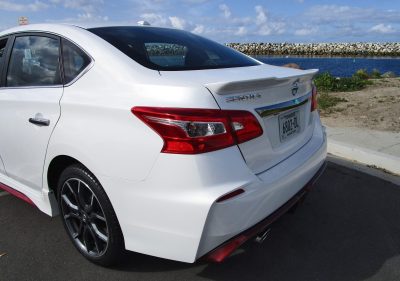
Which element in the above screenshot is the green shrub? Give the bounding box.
[314,72,336,92]
[314,72,368,92]
[335,76,368,91]
[370,69,382,79]
[353,69,369,80]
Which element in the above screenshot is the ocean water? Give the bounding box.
[255,56,400,77]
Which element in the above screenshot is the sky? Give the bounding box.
[0,0,399,43]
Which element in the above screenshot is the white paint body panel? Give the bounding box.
[0,155,5,174]
[0,24,327,263]
[0,87,63,190]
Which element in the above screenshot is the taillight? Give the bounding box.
[132,107,263,154]
[311,84,318,111]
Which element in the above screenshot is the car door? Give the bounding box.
[0,37,10,175]
[0,33,63,191]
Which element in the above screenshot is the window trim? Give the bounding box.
[0,31,94,89]
[0,36,12,88]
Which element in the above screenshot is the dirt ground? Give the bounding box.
[320,78,400,132]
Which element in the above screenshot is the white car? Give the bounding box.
[0,24,327,266]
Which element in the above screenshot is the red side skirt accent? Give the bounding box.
[0,182,36,206]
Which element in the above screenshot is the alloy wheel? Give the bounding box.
[60,178,109,257]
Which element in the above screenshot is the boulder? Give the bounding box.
[382,71,397,78]
[282,63,301,69]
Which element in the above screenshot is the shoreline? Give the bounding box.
[226,42,400,57]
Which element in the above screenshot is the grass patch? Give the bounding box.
[318,93,348,110]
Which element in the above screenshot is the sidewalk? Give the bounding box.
[326,126,400,175]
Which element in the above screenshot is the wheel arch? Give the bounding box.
[47,155,126,262]
[46,155,99,216]
[47,155,82,195]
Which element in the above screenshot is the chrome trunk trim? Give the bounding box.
[255,92,311,118]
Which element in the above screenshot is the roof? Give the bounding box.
[0,23,172,38]
[0,23,86,37]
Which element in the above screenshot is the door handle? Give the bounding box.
[29,117,50,126]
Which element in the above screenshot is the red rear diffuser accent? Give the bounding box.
[0,182,35,206]
[203,161,327,262]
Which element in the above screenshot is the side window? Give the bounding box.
[6,35,61,87]
[62,39,91,84]
[0,38,8,81]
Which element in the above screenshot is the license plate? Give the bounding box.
[279,110,300,142]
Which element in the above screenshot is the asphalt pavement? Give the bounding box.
[1,159,400,281]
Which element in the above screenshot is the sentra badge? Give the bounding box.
[226,93,262,103]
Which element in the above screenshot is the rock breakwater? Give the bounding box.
[226,43,400,57]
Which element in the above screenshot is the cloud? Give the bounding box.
[169,16,186,29]
[256,22,286,36]
[77,12,108,22]
[19,0,398,43]
[50,0,103,13]
[235,26,247,36]
[191,24,204,34]
[253,5,285,36]
[181,0,208,3]
[296,4,400,40]
[369,23,396,34]
[255,5,267,25]
[140,13,168,26]
[138,13,187,30]
[305,5,400,25]
[306,5,354,24]
[0,0,48,12]
[219,4,231,19]
[295,27,318,36]
[129,0,169,13]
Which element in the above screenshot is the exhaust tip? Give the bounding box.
[255,228,271,244]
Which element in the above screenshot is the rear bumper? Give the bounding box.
[103,117,327,263]
[202,161,327,262]
[195,119,326,260]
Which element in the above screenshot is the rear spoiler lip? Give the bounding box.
[206,68,319,95]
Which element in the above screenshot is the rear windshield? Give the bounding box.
[88,26,260,71]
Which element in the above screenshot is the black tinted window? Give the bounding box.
[0,38,8,81]
[62,39,91,84]
[89,27,260,71]
[7,36,61,87]
[0,38,7,58]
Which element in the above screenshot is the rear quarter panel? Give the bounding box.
[43,28,220,215]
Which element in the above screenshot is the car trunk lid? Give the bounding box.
[160,64,318,174]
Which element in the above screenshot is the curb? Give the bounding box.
[327,139,400,176]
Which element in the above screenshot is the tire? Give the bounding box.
[57,164,125,266]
